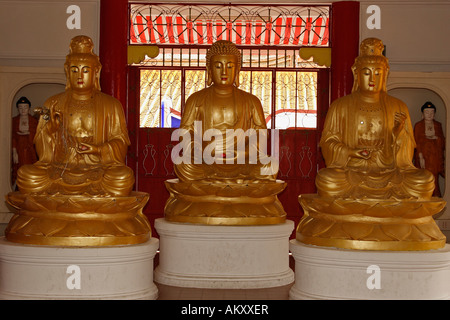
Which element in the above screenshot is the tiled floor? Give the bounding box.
[153,253,295,300]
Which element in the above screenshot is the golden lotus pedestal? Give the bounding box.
[296,194,446,251]
[1,192,159,299]
[164,179,287,225]
[289,195,450,300]
[5,191,152,246]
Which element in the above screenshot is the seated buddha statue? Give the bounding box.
[296,38,445,250]
[316,38,434,200]
[5,36,151,246]
[174,40,276,182]
[16,36,134,196]
[165,40,286,225]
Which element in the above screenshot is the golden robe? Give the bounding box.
[174,86,276,182]
[316,92,435,200]
[17,91,134,196]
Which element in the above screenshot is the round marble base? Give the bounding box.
[154,218,294,289]
[0,237,159,300]
[289,239,450,300]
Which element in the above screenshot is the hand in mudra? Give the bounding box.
[393,112,407,137]
[77,142,100,155]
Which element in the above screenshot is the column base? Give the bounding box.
[289,240,450,300]
[0,237,159,300]
[154,218,294,289]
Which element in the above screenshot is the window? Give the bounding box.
[131,3,329,129]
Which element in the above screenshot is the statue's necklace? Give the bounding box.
[425,120,434,133]
[70,97,93,113]
[359,102,382,112]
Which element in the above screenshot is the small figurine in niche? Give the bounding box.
[414,101,445,197]
[11,96,38,188]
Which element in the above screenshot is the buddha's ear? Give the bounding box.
[206,67,213,87]
[382,66,389,92]
[64,64,71,90]
[234,67,240,88]
[351,65,358,93]
[95,65,102,91]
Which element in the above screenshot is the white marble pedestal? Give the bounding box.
[289,239,450,300]
[0,237,159,300]
[154,218,294,288]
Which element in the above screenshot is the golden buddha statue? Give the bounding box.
[164,40,286,225]
[296,38,446,250]
[5,35,151,246]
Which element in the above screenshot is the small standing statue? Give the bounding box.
[414,102,445,197]
[165,40,286,225]
[296,38,446,250]
[11,97,38,188]
[5,36,151,246]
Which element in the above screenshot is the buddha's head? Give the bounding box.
[16,96,31,116]
[206,40,241,88]
[351,38,389,94]
[64,35,102,93]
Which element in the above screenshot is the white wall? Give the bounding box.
[360,0,450,72]
[0,0,100,68]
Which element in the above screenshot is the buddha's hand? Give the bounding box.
[77,142,100,155]
[47,101,61,133]
[393,111,407,137]
[352,148,372,160]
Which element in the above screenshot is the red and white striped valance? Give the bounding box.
[130,4,330,47]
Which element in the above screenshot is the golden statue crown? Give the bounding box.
[359,38,384,57]
[69,35,95,55]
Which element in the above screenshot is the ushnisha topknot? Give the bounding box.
[69,35,95,54]
[205,40,242,68]
[353,37,388,66]
[421,101,436,113]
[16,96,31,107]
[359,37,385,57]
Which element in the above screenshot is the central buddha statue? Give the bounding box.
[164,40,286,225]
[5,35,151,246]
[296,38,446,250]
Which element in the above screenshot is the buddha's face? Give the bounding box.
[423,108,435,121]
[68,59,97,93]
[210,54,238,87]
[17,103,30,116]
[357,63,385,94]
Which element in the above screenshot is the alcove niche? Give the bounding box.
[388,87,446,196]
[10,83,65,189]
[12,83,65,117]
